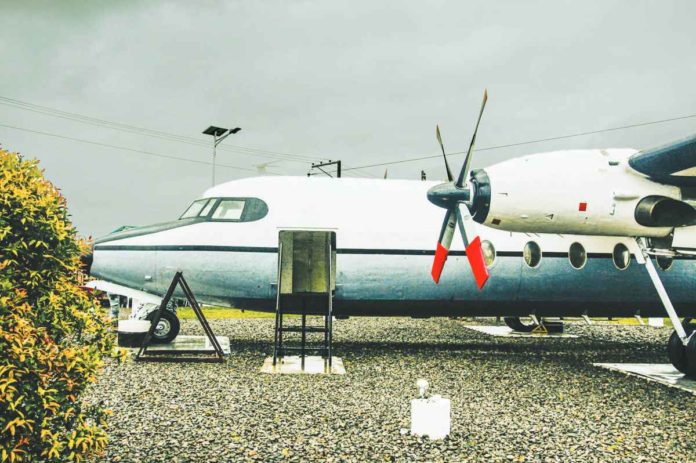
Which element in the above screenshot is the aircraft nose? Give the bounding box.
[80,243,94,275]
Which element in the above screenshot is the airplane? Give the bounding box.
[82,92,696,378]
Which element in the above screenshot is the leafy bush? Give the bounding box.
[0,149,114,462]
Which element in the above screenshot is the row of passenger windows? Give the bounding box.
[179,197,268,222]
[481,240,673,271]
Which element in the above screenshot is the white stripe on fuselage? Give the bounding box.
[110,175,643,254]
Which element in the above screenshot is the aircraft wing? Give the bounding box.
[628,134,696,186]
[84,280,162,305]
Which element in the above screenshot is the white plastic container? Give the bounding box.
[410,395,451,439]
[117,319,151,348]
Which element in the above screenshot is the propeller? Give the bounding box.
[436,125,454,182]
[428,90,490,289]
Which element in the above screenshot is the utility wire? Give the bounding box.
[0,122,280,174]
[343,112,696,172]
[8,95,687,177]
[0,96,317,163]
[0,95,379,176]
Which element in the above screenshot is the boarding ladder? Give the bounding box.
[273,230,335,368]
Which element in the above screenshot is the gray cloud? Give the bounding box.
[1,0,695,236]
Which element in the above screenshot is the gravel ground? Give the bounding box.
[86,318,696,463]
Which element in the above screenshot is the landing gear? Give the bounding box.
[635,238,696,378]
[146,310,180,343]
[667,321,696,377]
[504,317,537,332]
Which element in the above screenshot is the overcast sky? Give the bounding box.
[1,1,695,237]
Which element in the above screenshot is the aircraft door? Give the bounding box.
[277,230,336,311]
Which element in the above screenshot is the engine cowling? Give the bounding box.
[634,195,696,228]
[471,149,683,238]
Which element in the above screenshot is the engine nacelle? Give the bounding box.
[475,148,682,238]
[634,195,696,228]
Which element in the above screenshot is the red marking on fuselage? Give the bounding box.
[578,202,587,212]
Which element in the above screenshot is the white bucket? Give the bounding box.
[411,395,451,439]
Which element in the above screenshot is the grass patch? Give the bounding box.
[177,306,275,320]
[595,317,672,326]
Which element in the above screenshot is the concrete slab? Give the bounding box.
[593,363,696,395]
[464,325,578,338]
[260,356,345,375]
[133,335,231,355]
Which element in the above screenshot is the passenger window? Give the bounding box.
[612,243,630,270]
[569,242,587,269]
[523,241,542,268]
[657,255,673,271]
[180,199,209,219]
[481,240,496,267]
[213,199,246,220]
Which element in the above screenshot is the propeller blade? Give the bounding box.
[455,203,490,289]
[455,89,488,188]
[466,236,490,289]
[436,125,454,182]
[431,209,457,283]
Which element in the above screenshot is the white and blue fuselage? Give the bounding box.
[90,172,696,318]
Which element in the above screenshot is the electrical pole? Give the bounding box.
[307,160,342,178]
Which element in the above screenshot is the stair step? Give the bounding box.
[278,327,328,333]
[278,346,329,353]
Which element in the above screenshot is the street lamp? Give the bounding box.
[202,125,241,186]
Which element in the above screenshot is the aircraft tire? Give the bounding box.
[503,317,536,332]
[146,310,180,344]
[685,335,696,379]
[668,331,689,374]
[667,321,696,376]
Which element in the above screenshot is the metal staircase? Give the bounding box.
[273,231,335,368]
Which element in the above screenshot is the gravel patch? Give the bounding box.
[86,318,696,462]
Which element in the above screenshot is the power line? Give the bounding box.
[0,95,380,177]
[0,96,318,164]
[343,112,696,172]
[0,122,280,174]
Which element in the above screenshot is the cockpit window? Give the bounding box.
[180,197,268,222]
[180,199,209,219]
[213,199,245,220]
[199,199,216,217]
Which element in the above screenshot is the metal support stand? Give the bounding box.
[635,237,689,344]
[581,311,592,325]
[531,323,549,335]
[136,271,225,363]
[634,313,645,326]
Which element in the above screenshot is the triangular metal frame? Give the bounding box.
[136,271,225,363]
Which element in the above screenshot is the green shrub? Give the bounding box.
[0,149,114,462]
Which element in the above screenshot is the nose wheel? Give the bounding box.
[667,321,696,378]
[146,310,180,343]
[503,317,538,332]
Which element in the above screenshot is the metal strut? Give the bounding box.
[136,271,225,363]
[635,237,689,344]
[273,242,284,366]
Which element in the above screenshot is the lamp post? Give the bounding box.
[202,125,241,186]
